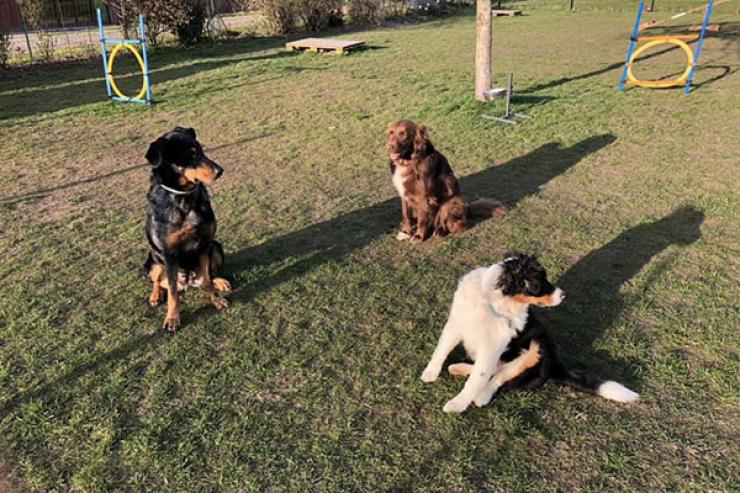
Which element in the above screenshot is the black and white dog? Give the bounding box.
[421,253,639,413]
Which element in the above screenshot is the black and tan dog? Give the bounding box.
[143,127,230,331]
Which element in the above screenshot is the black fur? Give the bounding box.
[144,127,227,331]
[497,252,557,298]
[496,253,625,397]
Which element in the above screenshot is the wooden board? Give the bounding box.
[688,24,721,32]
[285,38,366,55]
[492,9,521,16]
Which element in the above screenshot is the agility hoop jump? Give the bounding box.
[97,8,153,105]
[618,0,718,95]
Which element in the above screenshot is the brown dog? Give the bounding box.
[386,120,505,242]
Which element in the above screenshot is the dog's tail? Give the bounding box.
[551,363,639,403]
[466,199,507,219]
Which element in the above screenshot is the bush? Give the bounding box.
[254,0,297,34]
[18,0,55,61]
[106,0,189,45]
[175,2,205,45]
[0,26,10,68]
[295,0,342,32]
[347,0,383,24]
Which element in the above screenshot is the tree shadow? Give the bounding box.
[520,21,738,95]
[539,205,705,388]
[0,47,302,120]
[0,163,147,206]
[520,39,699,94]
[0,8,460,121]
[0,131,279,208]
[0,133,615,419]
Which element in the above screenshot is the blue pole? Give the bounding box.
[97,8,112,98]
[139,14,153,105]
[619,1,644,92]
[685,0,714,95]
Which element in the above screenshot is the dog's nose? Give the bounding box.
[559,290,566,300]
[214,164,224,179]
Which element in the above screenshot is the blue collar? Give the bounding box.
[485,303,513,329]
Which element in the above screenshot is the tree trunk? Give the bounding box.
[475,0,492,102]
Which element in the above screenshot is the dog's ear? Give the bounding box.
[174,126,196,139]
[497,253,526,295]
[412,124,430,158]
[145,137,166,166]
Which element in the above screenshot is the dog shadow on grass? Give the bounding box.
[540,205,704,386]
[0,134,615,420]
[0,133,624,490]
[398,205,704,490]
[441,206,704,393]
[219,133,618,306]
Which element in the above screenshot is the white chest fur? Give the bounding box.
[392,163,413,198]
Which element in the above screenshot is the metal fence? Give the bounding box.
[0,0,244,31]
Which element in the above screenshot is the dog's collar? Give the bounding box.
[485,302,513,329]
[160,183,200,195]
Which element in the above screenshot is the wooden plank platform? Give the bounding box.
[492,9,522,16]
[688,24,720,32]
[285,38,366,55]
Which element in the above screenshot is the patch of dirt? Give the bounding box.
[0,457,19,493]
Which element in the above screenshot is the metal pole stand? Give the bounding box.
[482,73,532,125]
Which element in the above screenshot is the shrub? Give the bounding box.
[35,29,55,61]
[0,21,10,68]
[106,0,189,45]
[347,0,383,25]
[295,0,342,32]
[254,0,297,34]
[17,0,57,61]
[175,2,206,45]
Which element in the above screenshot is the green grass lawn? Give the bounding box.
[1,2,739,491]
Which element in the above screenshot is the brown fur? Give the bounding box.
[512,293,560,307]
[386,120,505,242]
[447,341,542,387]
[183,161,219,185]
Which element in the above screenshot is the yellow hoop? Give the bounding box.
[107,43,148,100]
[627,38,694,88]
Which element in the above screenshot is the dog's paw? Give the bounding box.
[163,314,180,332]
[149,291,164,308]
[213,277,231,293]
[474,386,498,408]
[448,363,473,377]
[421,366,440,383]
[211,294,229,311]
[410,234,424,244]
[443,396,470,414]
[396,231,412,241]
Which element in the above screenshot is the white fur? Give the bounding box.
[421,264,530,413]
[392,163,415,241]
[550,287,566,307]
[392,163,413,198]
[597,381,640,403]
